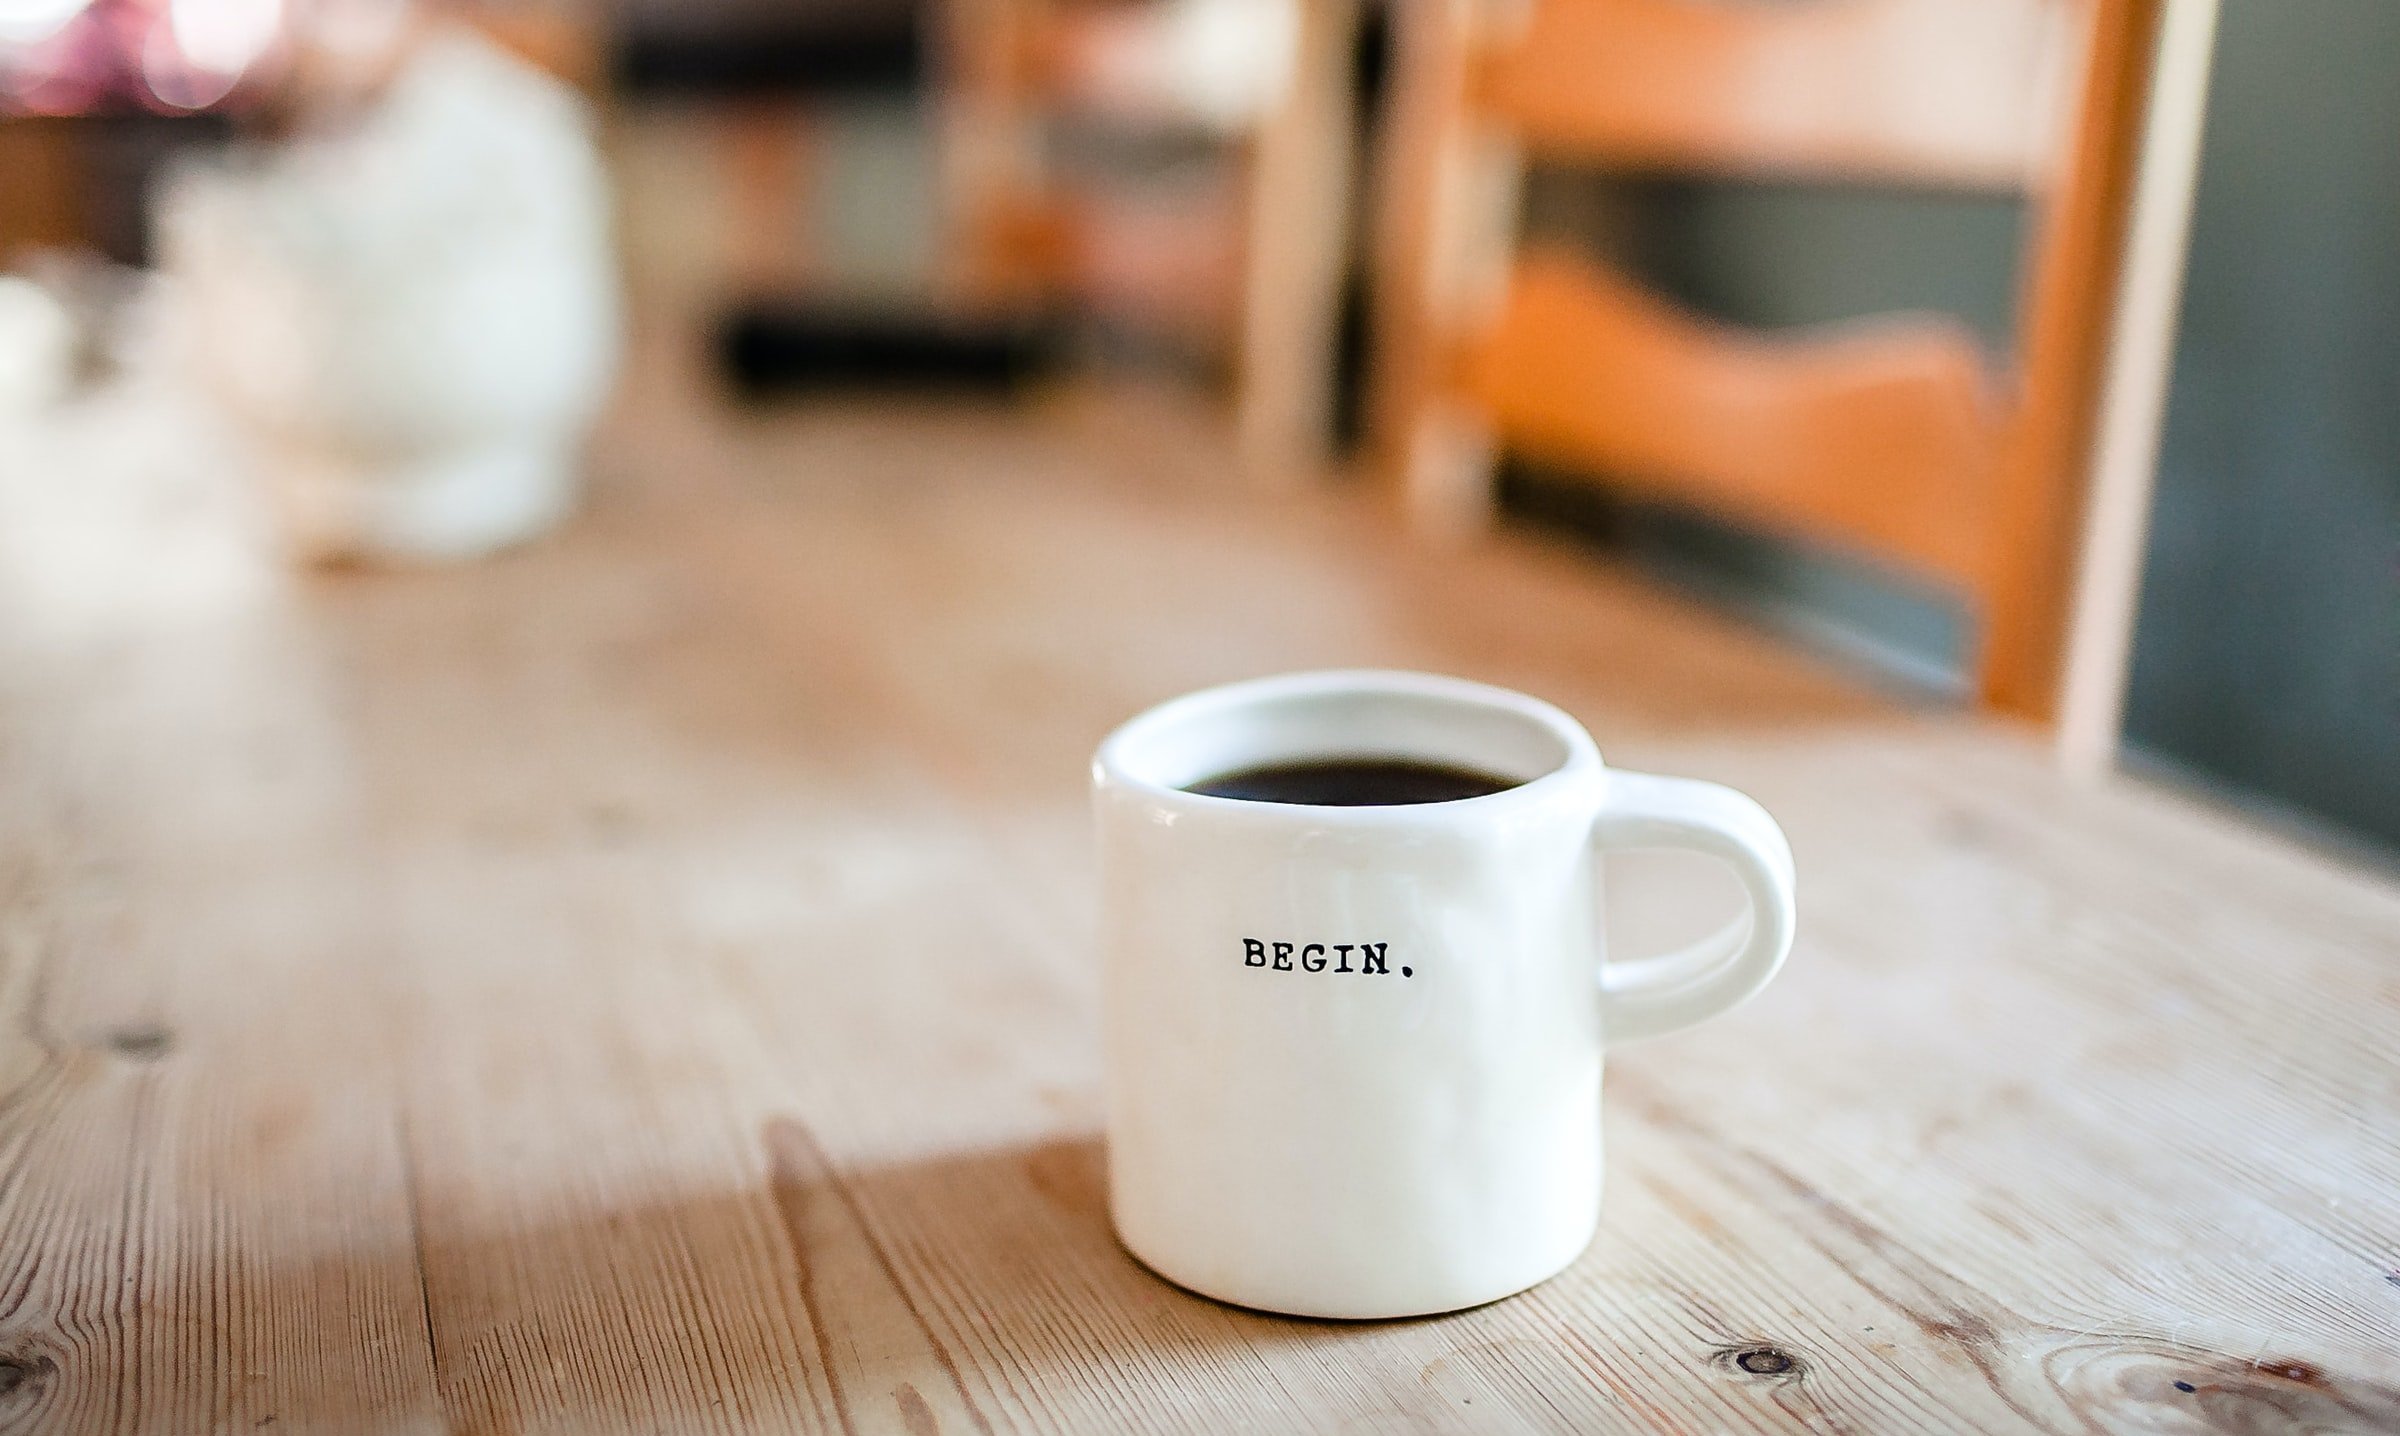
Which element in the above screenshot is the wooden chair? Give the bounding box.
[1369,0,2166,720]
[938,0,1363,478]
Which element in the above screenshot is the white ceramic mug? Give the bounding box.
[1093,670,1795,1318]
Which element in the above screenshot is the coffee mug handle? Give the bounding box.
[1591,770,1797,1044]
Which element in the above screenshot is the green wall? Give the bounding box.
[2119,0,2400,856]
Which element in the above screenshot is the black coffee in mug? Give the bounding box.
[1185,757,1520,806]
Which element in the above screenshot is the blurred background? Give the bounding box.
[2,0,2392,860]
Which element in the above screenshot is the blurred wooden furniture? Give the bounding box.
[1,316,2396,1430]
[1372,0,2165,720]
[941,0,1362,477]
[0,120,87,264]
[2055,0,2221,775]
[469,6,610,95]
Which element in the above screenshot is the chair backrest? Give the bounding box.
[1371,0,2162,719]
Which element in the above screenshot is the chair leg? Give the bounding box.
[931,0,1054,309]
[2055,0,2222,777]
[1368,0,1517,536]
[1235,0,1363,486]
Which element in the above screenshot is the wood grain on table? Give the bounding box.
[1,358,2395,1434]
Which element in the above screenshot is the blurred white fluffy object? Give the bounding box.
[160,23,621,563]
[0,276,77,414]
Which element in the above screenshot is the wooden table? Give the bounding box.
[3,357,2396,1435]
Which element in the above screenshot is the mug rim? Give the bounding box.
[1093,669,1603,822]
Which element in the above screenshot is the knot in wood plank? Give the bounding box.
[1718,1344,1804,1380]
[101,1023,173,1061]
